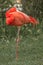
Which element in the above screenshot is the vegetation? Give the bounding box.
[0,0,43,65]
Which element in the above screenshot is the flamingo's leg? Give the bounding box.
[16,26,21,43]
[16,26,21,60]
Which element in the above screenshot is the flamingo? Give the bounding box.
[5,7,39,41]
[5,7,39,60]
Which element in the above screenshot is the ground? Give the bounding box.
[0,31,43,65]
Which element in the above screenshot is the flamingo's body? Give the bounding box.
[5,7,39,60]
[5,7,38,26]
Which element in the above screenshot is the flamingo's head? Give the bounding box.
[5,7,17,25]
[8,7,17,12]
[6,13,15,25]
[5,7,17,17]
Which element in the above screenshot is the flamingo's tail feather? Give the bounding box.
[28,16,39,25]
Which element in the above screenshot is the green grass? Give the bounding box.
[0,32,43,65]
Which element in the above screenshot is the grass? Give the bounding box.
[0,32,43,65]
[0,0,43,64]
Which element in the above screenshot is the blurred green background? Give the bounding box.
[0,0,43,65]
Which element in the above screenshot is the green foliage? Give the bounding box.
[0,0,43,39]
[0,0,43,38]
[0,32,43,65]
[22,0,43,18]
[0,0,43,65]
